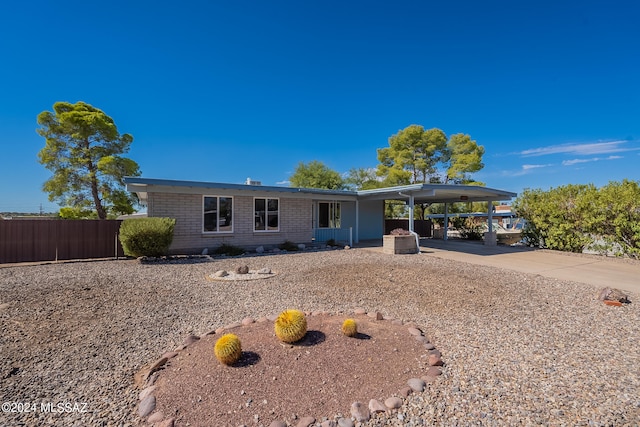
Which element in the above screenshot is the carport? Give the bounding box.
[356,183,517,246]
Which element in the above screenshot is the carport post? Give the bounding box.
[487,202,493,233]
[443,203,449,241]
[408,194,414,233]
[407,194,420,251]
[484,200,497,246]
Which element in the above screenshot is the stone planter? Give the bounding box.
[383,235,418,254]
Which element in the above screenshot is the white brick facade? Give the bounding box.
[148,192,313,253]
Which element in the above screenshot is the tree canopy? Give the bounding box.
[344,167,385,190]
[446,133,485,183]
[289,160,345,190]
[376,124,485,185]
[37,101,141,219]
[374,124,486,219]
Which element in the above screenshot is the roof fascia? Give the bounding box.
[124,177,358,201]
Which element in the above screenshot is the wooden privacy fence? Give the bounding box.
[0,219,124,264]
[385,219,433,237]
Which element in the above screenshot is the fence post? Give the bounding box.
[115,232,118,260]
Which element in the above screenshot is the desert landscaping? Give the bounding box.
[1,248,639,426]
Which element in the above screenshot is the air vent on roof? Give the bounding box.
[245,177,262,186]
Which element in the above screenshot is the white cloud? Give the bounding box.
[522,164,551,170]
[276,180,290,185]
[519,140,639,157]
[562,155,624,166]
[562,158,591,166]
[511,163,553,176]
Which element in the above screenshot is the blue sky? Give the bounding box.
[1,1,638,212]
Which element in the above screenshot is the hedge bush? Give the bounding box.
[119,217,176,257]
[213,243,245,256]
[513,180,640,258]
[279,240,300,251]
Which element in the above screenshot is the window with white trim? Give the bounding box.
[318,202,341,228]
[254,198,279,231]
[203,196,233,233]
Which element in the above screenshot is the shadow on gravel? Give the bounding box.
[294,330,326,347]
[354,332,372,340]
[234,351,261,367]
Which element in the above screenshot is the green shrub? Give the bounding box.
[456,218,483,240]
[213,243,245,256]
[513,185,593,252]
[279,240,299,251]
[119,217,176,257]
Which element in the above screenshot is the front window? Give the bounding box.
[254,198,279,231]
[204,196,233,233]
[318,202,341,228]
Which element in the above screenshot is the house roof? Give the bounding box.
[124,177,359,204]
[124,177,516,205]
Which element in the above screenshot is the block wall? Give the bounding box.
[147,192,313,253]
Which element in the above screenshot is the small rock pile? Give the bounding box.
[209,265,276,281]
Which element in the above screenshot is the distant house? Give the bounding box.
[124,177,516,253]
[0,215,57,220]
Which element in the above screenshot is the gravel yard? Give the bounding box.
[1,248,639,426]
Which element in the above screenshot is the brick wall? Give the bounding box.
[148,192,313,253]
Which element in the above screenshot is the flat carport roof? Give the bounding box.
[356,183,517,204]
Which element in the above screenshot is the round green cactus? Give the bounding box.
[214,333,242,365]
[342,318,358,337]
[274,309,307,343]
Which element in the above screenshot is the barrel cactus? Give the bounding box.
[214,333,242,365]
[342,318,358,337]
[274,309,307,343]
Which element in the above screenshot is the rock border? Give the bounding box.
[137,255,213,264]
[135,308,444,427]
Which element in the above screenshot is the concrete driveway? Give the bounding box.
[419,239,640,295]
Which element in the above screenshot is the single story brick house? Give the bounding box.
[124,177,516,253]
